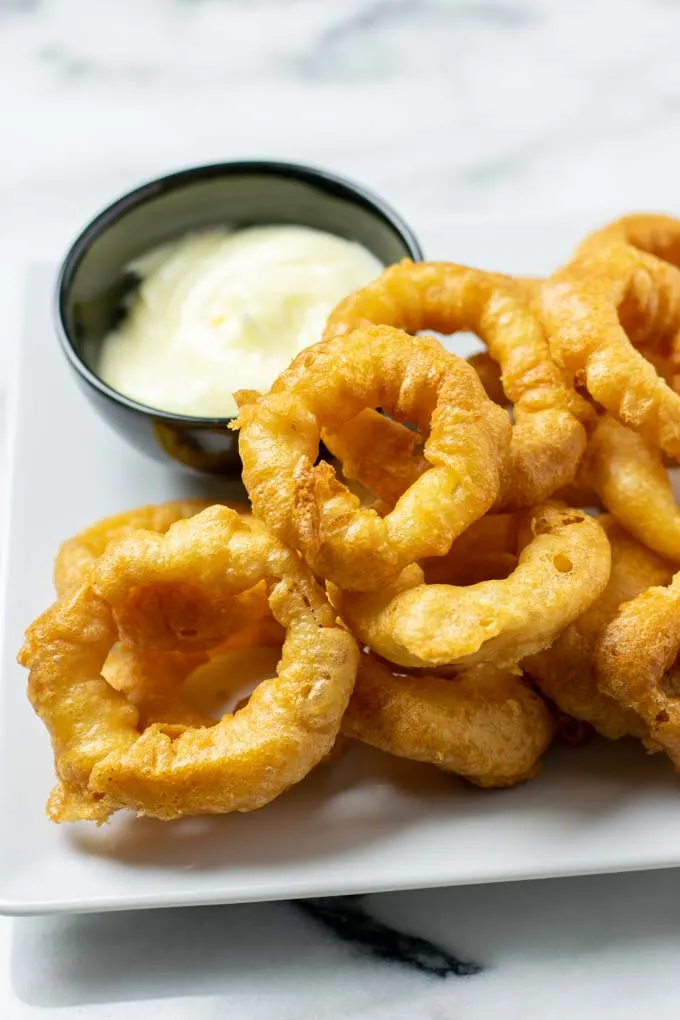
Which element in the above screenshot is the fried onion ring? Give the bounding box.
[331,503,610,671]
[596,570,680,766]
[323,260,589,507]
[576,213,680,266]
[578,415,680,562]
[523,517,673,740]
[235,326,511,590]
[54,499,224,596]
[19,506,358,821]
[321,355,509,509]
[342,654,554,788]
[541,242,680,458]
[92,508,275,652]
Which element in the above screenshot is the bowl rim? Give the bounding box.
[54,159,424,426]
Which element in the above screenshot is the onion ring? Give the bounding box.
[576,213,680,266]
[578,414,680,562]
[19,506,358,821]
[331,503,610,671]
[235,326,511,591]
[92,508,275,652]
[342,654,554,788]
[323,260,589,507]
[541,242,680,458]
[54,499,223,596]
[523,517,673,740]
[596,570,680,765]
[56,503,281,739]
[321,355,509,509]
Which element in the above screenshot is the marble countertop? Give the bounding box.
[3,0,680,1017]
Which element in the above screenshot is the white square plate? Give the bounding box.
[4,215,680,917]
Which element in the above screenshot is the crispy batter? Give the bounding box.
[579,415,680,562]
[597,570,680,765]
[342,655,554,788]
[323,260,590,507]
[523,518,672,740]
[54,500,224,596]
[27,211,680,827]
[93,508,273,651]
[580,219,680,399]
[19,506,358,821]
[322,353,509,509]
[235,326,511,590]
[576,213,680,266]
[541,242,680,459]
[331,503,610,671]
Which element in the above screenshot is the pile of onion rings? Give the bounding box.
[20,210,680,828]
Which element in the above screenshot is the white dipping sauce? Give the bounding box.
[96,225,383,417]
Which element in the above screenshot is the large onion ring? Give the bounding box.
[323,260,589,508]
[19,506,358,821]
[596,571,680,766]
[235,326,511,591]
[331,503,611,671]
[541,242,680,458]
[523,517,673,740]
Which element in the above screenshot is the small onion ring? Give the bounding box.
[596,570,680,766]
[541,242,680,459]
[323,260,589,508]
[19,506,358,822]
[523,517,673,740]
[235,326,511,591]
[331,503,611,671]
[342,654,554,788]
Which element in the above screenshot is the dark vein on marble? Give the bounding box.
[295,897,482,978]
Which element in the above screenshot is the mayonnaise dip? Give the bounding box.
[96,225,382,417]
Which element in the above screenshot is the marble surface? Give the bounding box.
[3,0,680,1016]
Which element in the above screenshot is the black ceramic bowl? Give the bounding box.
[56,161,424,475]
